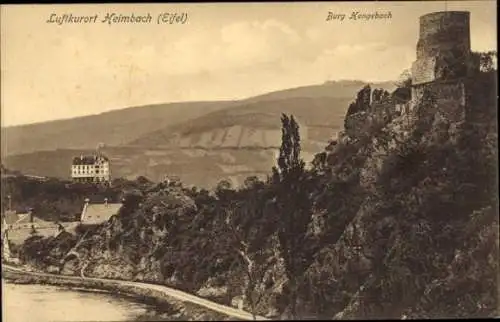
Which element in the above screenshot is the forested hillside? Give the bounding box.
[0,174,153,222]
[14,67,498,319]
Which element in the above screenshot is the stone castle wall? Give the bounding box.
[411,80,466,123]
[412,57,438,85]
[345,11,472,135]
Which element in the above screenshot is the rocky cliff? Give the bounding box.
[14,70,498,319]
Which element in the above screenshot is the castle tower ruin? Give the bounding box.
[408,11,472,122]
[411,11,471,85]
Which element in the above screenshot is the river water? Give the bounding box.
[2,280,171,322]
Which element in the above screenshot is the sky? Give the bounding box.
[0,1,497,127]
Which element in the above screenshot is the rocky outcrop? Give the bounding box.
[10,67,497,320]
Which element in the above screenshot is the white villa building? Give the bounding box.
[71,154,111,184]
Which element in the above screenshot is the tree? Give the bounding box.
[272,114,312,319]
[312,152,328,172]
[215,179,235,202]
[470,51,497,73]
[243,176,264,190]
[136,175,152,185]
[479,51,497,72]
[273,114,304,177]
[216,179,232,193]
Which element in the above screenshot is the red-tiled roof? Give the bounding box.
[81,203,121,225]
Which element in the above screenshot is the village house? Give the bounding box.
[4,210,60,245]
[1,206,79,247]
[80,198,122,225]
[1,196,121,250]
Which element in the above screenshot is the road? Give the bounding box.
[2,264,269,321]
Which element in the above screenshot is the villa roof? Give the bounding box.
[81,203,121,225]
[14,214,51,226]
[72,155,109,165]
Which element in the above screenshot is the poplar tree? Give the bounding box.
[273,113,311,319]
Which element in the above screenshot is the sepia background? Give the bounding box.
[1,2,496,126]
[1,2,497,188]
[1,2,498,321]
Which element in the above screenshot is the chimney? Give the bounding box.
[29,208,33,223]
[104,198,108,207]
[80,198,90,222]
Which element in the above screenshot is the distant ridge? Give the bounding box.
[2,80,396,187]
[1,101,235,157]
